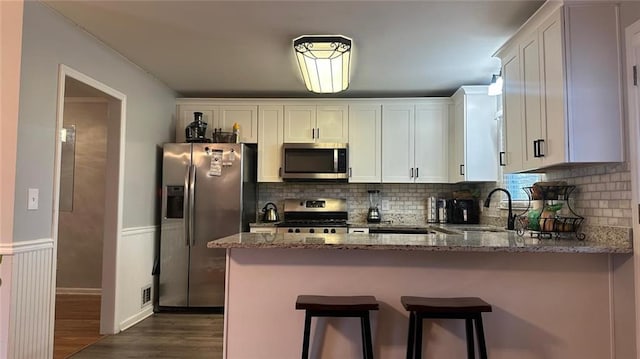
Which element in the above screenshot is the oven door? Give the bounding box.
[282,143,348,180]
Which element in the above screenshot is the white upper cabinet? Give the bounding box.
[495,2,623,172]
[219,105,258,143]
[449,86,498,183]
[284,104,348,143]
[382,100,450,183]
[415,103,449,183]
[176,101,258,143]
[176,104,218,143]
[258,105,284,182]
[348,104,382,183]
[501,46,524,173]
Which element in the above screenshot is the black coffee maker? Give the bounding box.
[446,199,480,224]
[185,112,210,143]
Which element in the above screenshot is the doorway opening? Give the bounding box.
[51,65,126,357]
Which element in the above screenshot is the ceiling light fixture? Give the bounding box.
[293,35,352,94]
[488,73,503,96]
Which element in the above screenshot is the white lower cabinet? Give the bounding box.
[382,100,450,183]
[348,227,369,234]
[249,227,277,234]
[348,104,382,183]
[258,105,284,182]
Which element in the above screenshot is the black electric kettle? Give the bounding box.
[261,202,279,222]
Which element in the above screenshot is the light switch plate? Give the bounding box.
[381,200,390,211]
[28,188,39,210]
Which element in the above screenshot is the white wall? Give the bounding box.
[3,2,177,357]
[15,1,176,243]
[0,1,23,357]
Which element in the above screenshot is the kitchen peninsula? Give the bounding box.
[209,230,634,359]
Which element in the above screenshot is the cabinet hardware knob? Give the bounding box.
[349,167,352,177]
[410,168,414,178]
[459,164,465,176]
[312,128,315,139]
[538,139,545,157]
[499,151,506,166]
[416,168,419,178]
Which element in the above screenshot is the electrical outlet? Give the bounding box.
[381,200,390,211]
[27,188,39,210]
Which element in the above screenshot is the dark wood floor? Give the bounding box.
[54,294,105,359]
[70,313,223,359]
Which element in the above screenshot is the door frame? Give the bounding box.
[51,64,127,336]
[625,19,640,358]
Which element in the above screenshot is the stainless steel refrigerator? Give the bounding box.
[159,143,256,309]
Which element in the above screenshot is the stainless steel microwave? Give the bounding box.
[282,143,348,180]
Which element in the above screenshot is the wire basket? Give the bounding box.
[212,132,238,143]
[516,185,586,240]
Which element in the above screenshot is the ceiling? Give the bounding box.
[44,0,544,98]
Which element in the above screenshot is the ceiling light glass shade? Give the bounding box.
[488,74,503,96]
[293,35,352,94]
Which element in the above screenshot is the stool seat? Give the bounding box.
[401,296,492,314]
[402,296,492,359]
[296,295,380,311]
[296,295,378,359]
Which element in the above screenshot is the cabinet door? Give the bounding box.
[448,98,465,182]
[176,105,219,142]
[348,104,381,183]
[464,93,498,182]
[382,105,414,183]
[317,105,348,142]
[502,47,524,173]
[415,103,448,183]
[284,105,315,143]
[539,11,566,166]
[258,105,284,182]
[219,105,258,143]
[520,33,544,170]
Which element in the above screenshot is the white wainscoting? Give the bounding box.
[117,226,157,331]
[2,238,54,359]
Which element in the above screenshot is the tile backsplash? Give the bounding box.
[258,162,632,228]
[258,182,475,224]
[480,163,632,228]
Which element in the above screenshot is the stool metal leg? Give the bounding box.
[414,313,423,359]
[302,311,312,359]
[362,311,374,359]
[474,314,488,359]
[360,314,367,358]
[465,318,475,359]
[406,312,415,359]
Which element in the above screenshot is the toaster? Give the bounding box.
[446,199,480,224]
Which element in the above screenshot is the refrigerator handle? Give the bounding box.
[183,165,190,247]
[189,164,196,246]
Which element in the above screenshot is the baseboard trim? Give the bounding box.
[119,306,154,331]
[56,287,102,295]
[0,238,53,255]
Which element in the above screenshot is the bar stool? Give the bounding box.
[401,296,492,359]
[295,295,379,359]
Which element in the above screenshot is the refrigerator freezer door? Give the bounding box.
[189,143,244,307]
[159,143,192,307]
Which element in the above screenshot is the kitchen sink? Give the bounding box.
[428,225,506,234]
[369,227,436,235]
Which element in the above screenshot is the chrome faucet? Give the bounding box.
[484,188,515,230]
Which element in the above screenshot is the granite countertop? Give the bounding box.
[207,230,633,254]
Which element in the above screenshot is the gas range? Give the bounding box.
[276,198,348,234]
